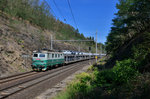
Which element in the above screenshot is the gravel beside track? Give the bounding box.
[0,59,95,99]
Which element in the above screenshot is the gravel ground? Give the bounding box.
[35,61,93,99]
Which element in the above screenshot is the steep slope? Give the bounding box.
[0,14,83,77]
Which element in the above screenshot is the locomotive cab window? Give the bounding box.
[33,54,38,57]
[55,54,57,58]
[39,54,45,57]
[47,54,49,58]
[52,54,54,58]
[48,54,51,58]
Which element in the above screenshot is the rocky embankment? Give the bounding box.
[0,14,79,77]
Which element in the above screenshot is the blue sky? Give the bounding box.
[47,0,119,44]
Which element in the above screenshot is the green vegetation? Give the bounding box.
[105,0,150,69]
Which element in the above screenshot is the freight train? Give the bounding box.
[31,50,99,71]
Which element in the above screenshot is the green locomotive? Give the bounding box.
[31,50,65,71]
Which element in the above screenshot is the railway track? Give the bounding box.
[0,59,95,99]
[0,72,38,84]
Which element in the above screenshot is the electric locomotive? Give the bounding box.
[31,50,65,71]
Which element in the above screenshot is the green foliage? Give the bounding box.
[112,59,139,85]
[94,69,114,87]
[71,73,93,95]
[93,59,139,89]
[105,0,150,71]
[55,72,94,99]
[132,42,150,72]
[76,72,92,83]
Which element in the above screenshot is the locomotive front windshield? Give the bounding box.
[33,53,45,58]
[39,54,45,57]
[33,54,38,57]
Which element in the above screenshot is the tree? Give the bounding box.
[105,0,150,69]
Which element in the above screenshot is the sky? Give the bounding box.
[47,0,119,44]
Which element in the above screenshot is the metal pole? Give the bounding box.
[96,30,97,63]
[101,45,102,54]
[51,35,53,50]
[79,44,80,52]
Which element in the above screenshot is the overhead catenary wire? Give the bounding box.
[44,0,58,19]
[52,0,67,23]
[67,0,78,29]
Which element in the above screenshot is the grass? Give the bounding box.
[54,72,94,99]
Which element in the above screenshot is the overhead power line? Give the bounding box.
[52,0,67,22]
[67,0,78,29]
[44,0,58,19]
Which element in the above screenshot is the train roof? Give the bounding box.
[33,50,63,54]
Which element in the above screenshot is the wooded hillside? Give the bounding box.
[0,0,81,39]
[0,0,105,53]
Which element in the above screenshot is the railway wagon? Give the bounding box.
[31,50,65,71]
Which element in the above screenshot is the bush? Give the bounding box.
[76,72,91,83]
[112,59,139,85]
[56,72,93,99]
[93,69,114,88]
[132,44,150,72]
[93,59,139,88]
